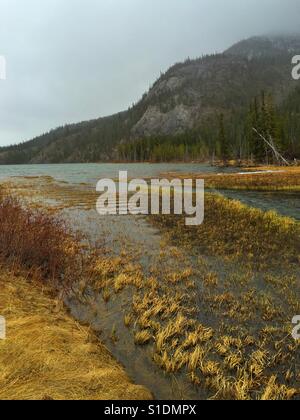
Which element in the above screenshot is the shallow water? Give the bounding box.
[62,206,300,400]
[218,189,300,221]
[62,208,204,400]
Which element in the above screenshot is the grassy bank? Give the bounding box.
[0,269,151,400]
[164,167,300,191]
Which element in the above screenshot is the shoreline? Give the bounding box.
[162,166,300,192]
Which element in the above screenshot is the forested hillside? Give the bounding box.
[0,35,299,164]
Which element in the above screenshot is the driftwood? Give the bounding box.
[252,127,290,166]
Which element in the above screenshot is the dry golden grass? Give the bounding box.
[134,330,153,345]
[0,270,152,401]
[260,376,298,401]
[204,170,300,191]
[129,230,300,400]
[124,314,133,328]
[152,193,300,266]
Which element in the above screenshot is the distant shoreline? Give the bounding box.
[0,160,298,168]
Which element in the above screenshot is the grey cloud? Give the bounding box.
[0,0,300,146]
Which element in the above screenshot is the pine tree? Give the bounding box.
[218,114,230,162]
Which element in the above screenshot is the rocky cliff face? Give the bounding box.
[129,35,298,138]
[132,105,199,137]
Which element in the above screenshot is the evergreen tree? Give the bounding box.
[218,114,230,162]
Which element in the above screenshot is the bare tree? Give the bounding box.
[252,128,290,166]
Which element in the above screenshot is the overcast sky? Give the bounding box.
[0,0,300,146]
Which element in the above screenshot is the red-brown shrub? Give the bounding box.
[0,195,81,285]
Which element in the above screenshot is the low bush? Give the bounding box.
[0,194,82,287]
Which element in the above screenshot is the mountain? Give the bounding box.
[226,35,300,59]
[0,34,299,164]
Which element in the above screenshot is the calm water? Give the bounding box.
[0,163,217,184]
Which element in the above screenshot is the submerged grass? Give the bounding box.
[121,195,300,399]
[130,267,300,399]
